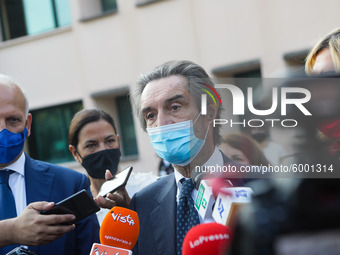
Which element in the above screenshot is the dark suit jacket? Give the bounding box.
[10,154,100,255]
[130,152,241,255]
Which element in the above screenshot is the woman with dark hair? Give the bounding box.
[68,108,157,223]
[68,108,121,197]
[68,108,127,223]
[219,132,270,166]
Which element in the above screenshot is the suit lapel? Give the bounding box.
[150,175,177,255]
[24,155,55,255]
[24,155,55,204]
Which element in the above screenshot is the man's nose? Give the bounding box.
[157,112,174,127]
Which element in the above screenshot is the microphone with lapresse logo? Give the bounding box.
[182,222,231,255]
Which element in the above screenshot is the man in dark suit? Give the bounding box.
[128,60,237,255]
[0,75,100,254]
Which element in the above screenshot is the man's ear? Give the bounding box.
[25,113,32,137]
[206,102,218,122]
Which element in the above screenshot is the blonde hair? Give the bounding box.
[305,28,340,75]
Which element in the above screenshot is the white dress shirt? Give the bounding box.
[5,153,27,216]
[174,147,224,223]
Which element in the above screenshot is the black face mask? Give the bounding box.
[79,148,121,179]
[252,133,268,143]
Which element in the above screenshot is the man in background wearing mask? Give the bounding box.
[129,60,243,255]
[0,75,99,254]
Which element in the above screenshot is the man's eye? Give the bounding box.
[146,113,155,120]
[8,118,20,123]
[171,105,180,111]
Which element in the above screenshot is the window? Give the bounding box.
[0,0,71,41]
[78,0,117,22]
[135,0,165,7]
[233,69,262,93]
[91,88,139,159]
[233,69,263,132]
[283,49,309,67]
[28,101,83,164]
[212,60,262,98]
[101,0,117,12]
[116,95,138,157]
[283,49,309,75]
[212,60,263,133]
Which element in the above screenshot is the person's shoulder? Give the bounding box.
[26,155,85,177]
[126,172,158,197]
[133,173,175,197]
[143,173,174,190]
[130,173,175,211]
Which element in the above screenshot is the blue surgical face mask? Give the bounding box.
[147,113,209,166]
[0,127,28,164]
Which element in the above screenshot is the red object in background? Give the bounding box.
[318,119,340,138]
[211,178,233,197]
[182,222,232,255]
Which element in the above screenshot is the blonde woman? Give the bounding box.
[305,27,340,75]
[305,27,340,155]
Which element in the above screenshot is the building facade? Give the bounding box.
[0,0,339,174]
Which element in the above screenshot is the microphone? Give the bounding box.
[194,177,233,220]
[210,178,233,197]
[194,179,216,220]
[212,187,252,228]
[89,206,139,255]
[182,222,231,255]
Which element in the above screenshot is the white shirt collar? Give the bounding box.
[174,168,187,191]
[5,153,26,177]
[174,147,222,223]
[174,146,223,190]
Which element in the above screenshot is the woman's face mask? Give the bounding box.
[78,148,121,179]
